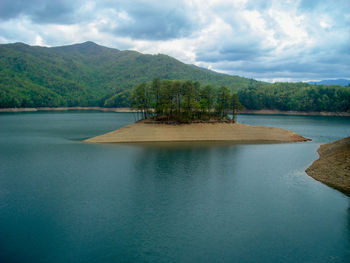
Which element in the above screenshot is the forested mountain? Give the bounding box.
[0,41,259,107]
[0,41,349,112]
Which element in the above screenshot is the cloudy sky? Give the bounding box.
[0,0,349,82]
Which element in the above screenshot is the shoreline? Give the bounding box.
[0,107,349,116]
[239,109,350,116]
[84,121,310,144]
[306,137,350,196]
[0,107,137,113]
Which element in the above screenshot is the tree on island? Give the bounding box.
[131,79,243,123]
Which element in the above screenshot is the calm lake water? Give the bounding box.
[0,112,349,263]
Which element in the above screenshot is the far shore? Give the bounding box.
[1,107,349,116]
[0,107,137,113]
[240,109,350,116]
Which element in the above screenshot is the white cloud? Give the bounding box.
[34,35,44,46]
[0,0,349,81]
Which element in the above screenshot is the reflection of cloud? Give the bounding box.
[0,0,349,81]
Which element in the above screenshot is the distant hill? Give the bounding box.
[307,79,350,86]
[0,41,260,107]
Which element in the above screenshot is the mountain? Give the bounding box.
[0,41,260,107]
[307,79,350,86]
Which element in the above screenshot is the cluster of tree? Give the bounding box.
[130,79,243,122]
[238,82,350,112]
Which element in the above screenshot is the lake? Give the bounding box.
[0,111,349,263]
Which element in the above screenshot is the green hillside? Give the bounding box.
[1,41,349,112]
[238,82,350,112]
[0,41,259,107]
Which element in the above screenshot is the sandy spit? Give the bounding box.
[84,121,310,144]
[306,137,350,196]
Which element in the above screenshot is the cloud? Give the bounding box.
[98,1,198,40]
[190,0,350,81]
[0,0,79,24]
[0,0,197,40]
[0,0,349,81]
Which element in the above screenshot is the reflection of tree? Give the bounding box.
[130,143,239,185]
[133,145,212,179]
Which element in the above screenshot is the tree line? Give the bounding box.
[130,79,243,122]
[107,81,350,113]
[238,82,350,112]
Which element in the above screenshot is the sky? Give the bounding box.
[0,0,349,82]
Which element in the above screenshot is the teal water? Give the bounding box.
[0,112,349,263]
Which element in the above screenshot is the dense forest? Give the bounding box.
[0,42,349,112]
[110,81,350,113]
[130,79,243,122]
[0,41,257,108]
[238,82,350,112]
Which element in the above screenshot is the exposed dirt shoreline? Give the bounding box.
[306,137,350,196]
[84,120,310,144]
[240,109,350,116]
[0,107,136,113]
[0,107,349,116]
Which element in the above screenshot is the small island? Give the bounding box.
[306,137,350,196]
[85,79,310,144]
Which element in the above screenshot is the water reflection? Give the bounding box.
[1,112,350,263]
[131,143,238,180]
[120,144,245,262]
[128,142,242,214]
[118,140,286,149]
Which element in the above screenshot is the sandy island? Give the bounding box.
[306,137,350,196]
[84,120,310,144]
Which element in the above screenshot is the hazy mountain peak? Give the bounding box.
[51,41,119,54]
[307,79,350,86]
[80,41,98,46]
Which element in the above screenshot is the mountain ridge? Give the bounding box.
[0,41,260,107]
[1,41,349,112]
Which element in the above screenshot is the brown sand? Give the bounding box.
[306,137,350,196]
[84,121,310,144]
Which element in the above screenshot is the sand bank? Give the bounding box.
[84,121,310,144]
[306,137,350,196]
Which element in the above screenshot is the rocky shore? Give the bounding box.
[306,137,350,196]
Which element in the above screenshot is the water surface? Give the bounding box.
[0,112,349,262]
